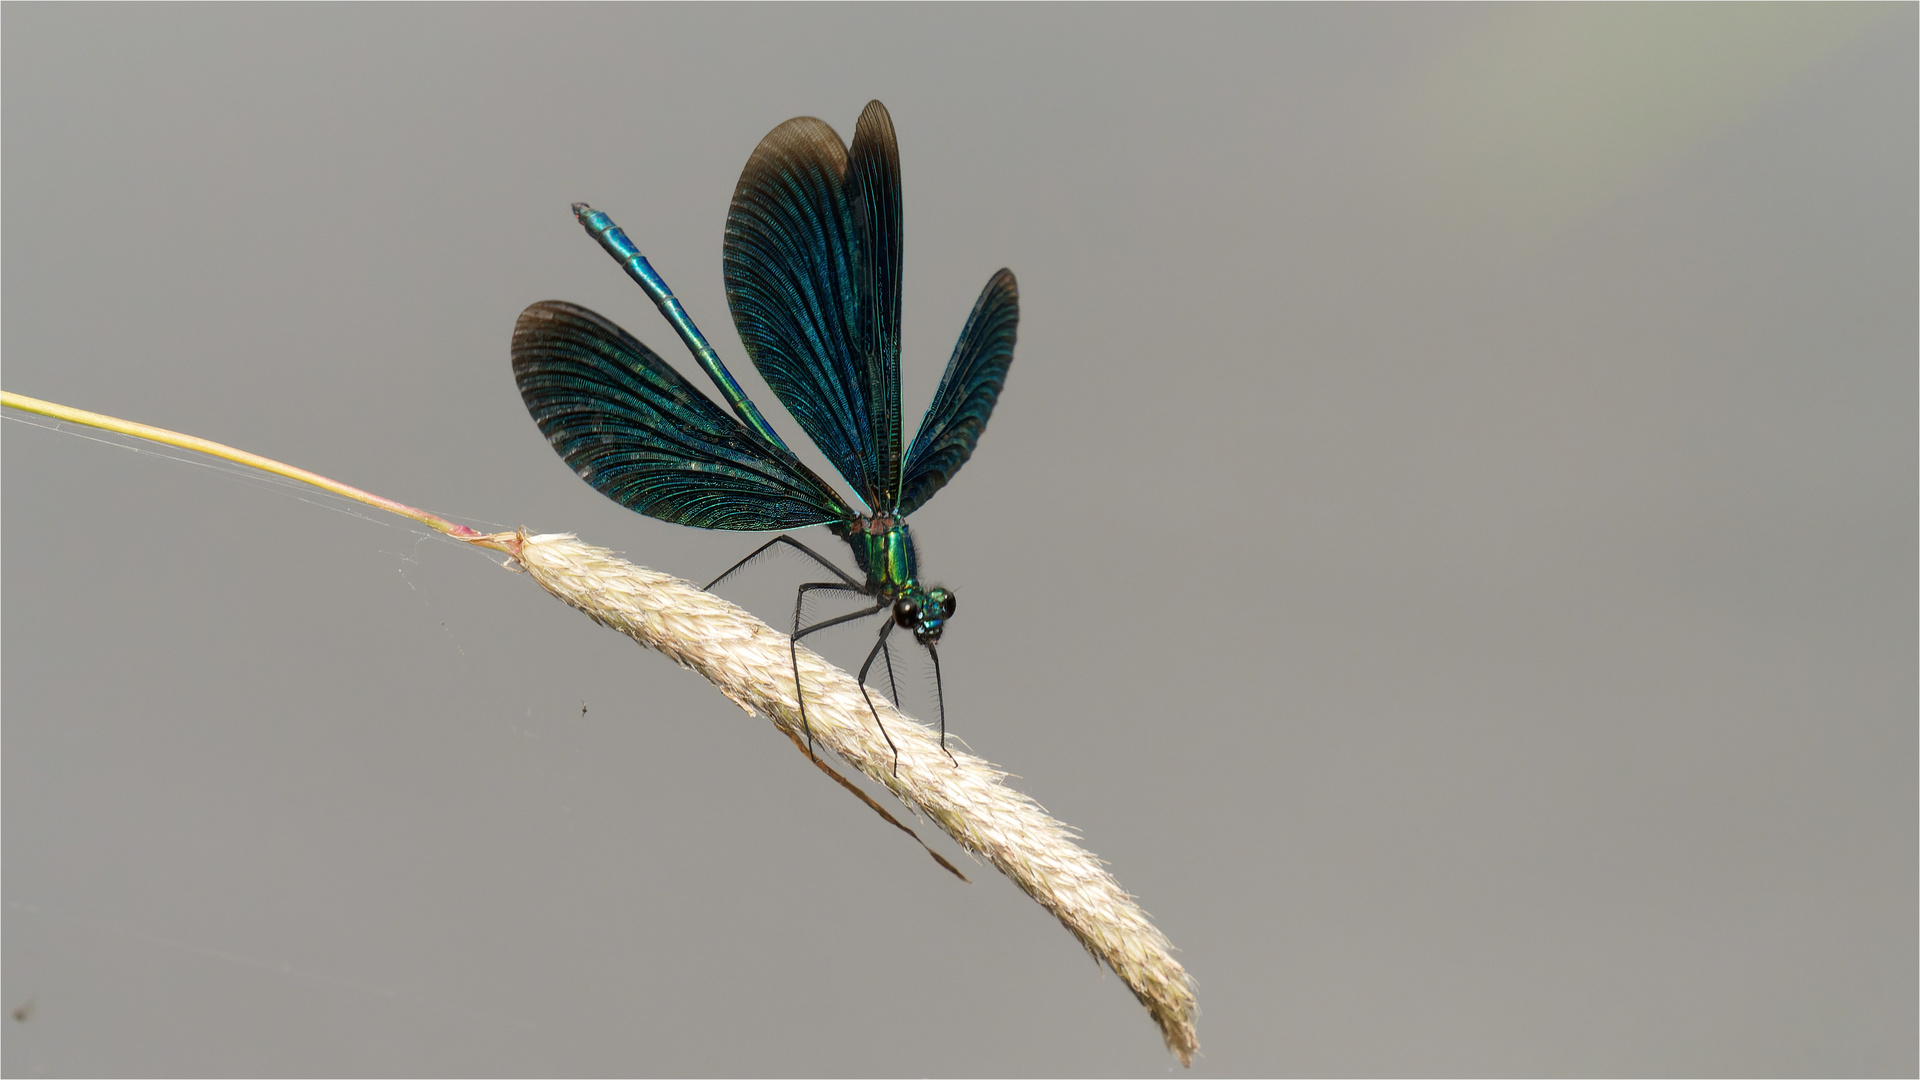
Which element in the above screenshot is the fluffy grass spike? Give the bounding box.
[494,531,1198,1063]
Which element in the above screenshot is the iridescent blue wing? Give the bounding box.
[897,269,1019,519]
[849,101,905,507]
[724,101,903,514]
[512,301,853,531]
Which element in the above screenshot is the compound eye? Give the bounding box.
[892,597,920,628]
[939,591,957,619]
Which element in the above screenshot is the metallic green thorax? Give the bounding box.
[831,514,955,648]
[833,515,919,597]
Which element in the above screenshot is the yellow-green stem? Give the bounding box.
[1,391,505,550]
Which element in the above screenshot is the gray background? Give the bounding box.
[4,4,1913,1076]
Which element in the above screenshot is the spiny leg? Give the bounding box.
[880,635,901,707]
[856,621,903,775]
[791,582,886,761]
[706,534,860,592]
[927,642,957,767]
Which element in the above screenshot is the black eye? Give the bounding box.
[893,598,920,628]
[939,592,957,619]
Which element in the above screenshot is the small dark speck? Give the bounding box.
[13,998,33,1022]
[581,701,589,717]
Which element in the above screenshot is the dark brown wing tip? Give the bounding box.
[761,114,847,158]
[856,99,896,141]
[731,115,849,204]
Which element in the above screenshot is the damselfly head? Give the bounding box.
[896,587,956,645]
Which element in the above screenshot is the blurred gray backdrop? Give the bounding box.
[4,4,1913,1076]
